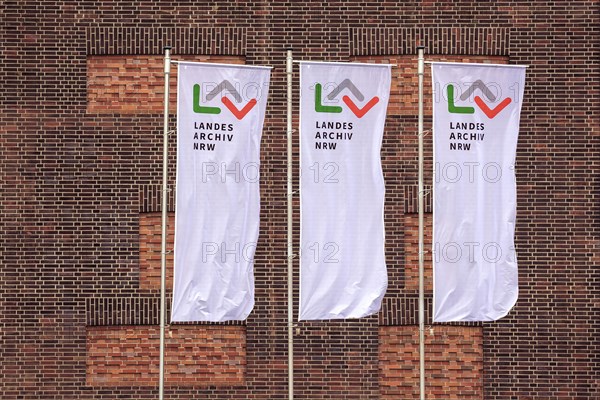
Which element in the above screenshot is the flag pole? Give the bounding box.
[286,48,295,400]
[159,45,171,400]
[417,45,426,400]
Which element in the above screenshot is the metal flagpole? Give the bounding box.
[159,45,171,400]
[417,45,426,400]
[286,48,295,400]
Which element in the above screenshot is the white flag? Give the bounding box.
[172,62,270,322]
[299,62,391,320]
[432,62,526,322]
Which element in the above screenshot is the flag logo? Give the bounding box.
[193,80,257,120]
[447,80,512,119]
[314,78,380,118]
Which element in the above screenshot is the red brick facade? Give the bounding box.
[1,2,597,399]
[86,325,246,387]
[380,326,483,399]
[404,213,433,292]
[87,55,244,113]
[139,212,174,291]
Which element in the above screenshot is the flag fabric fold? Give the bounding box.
[432,62,526,322]
[299,62,391,320]
[172,62,270,322]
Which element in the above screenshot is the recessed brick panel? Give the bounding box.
[404,213,433,292]
[380,325,483,399]
[86,325,246,387]
[354,55,508,117]
[139,212,174,291]
[87,55,245,114]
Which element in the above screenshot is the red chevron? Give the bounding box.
[342,95,379,118]
[221,97,257,120]
[474,96,512,119]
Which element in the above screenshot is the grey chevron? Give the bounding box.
[459,79,497,102]
[206,80,243,103]
[326,79,365,101]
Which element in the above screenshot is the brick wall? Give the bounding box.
[404,213,433,292]
[87,55,245,113]
[380,326,483,399]
[139,212,174,291]
[1,1,597,400]
[87,325,246,387]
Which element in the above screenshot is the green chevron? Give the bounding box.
[193,84,221,114]
[315,83,343,113]
[447,84,475,114]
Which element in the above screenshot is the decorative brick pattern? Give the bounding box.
[139,184,175,213]
[86,27,247,56]
[87,55,245,113]
[86,297,163,326]
[380,325,483,399]
[403,185,432,214]
[404,213,433,292]
[86,325,246,387]
[139,212,174,291]
[350,27,510,56]
[85,297,244,327]
[378,296,426,326]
